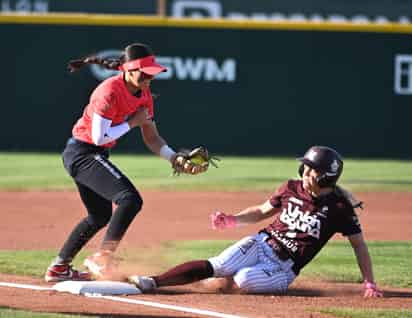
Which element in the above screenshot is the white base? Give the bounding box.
[53,280,141,295]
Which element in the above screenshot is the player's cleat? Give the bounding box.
[44,264,92,282]
[83,250,116,279]
[128,275,157,292]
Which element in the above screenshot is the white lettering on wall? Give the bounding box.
[395,55,412,95]
[90,50,236,82]
[171,0,411,24]
[1,0,48,12]
[172,0,221,18]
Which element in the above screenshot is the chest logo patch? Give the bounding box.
[280,201,321,239]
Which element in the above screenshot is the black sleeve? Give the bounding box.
[339,207,362,236]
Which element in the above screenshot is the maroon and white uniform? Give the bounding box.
[208,180,361,293]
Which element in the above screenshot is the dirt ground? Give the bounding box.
[0,191,411,318]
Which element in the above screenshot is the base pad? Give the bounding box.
[53,280,141,295]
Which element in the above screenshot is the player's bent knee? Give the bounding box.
[115,191,143,215]
[234,268,290,294]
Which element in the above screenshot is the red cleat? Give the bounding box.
[45,263,92,282]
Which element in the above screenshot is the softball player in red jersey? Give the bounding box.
[129,146,383,298]
[45,43,200,282]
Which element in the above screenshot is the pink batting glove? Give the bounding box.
[363,282,383,298]
[210,211,237,230]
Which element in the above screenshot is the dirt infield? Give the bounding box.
[1,191,411,318]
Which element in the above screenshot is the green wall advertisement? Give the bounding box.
[1,19,411,157]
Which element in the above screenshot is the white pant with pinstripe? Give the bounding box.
[208,233,296,293]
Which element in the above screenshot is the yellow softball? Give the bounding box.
[190,155,206,165]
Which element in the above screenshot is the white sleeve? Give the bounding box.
[91,112,131,146]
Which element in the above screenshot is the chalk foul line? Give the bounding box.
[0,281,246,318]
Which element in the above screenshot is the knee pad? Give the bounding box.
[115,191,143,215]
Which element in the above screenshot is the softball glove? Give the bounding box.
[172,146,219,175]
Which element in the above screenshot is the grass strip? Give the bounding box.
[1,153,412,191]
[1,241,409,288]
[302,241,412,288]
[0,307,88,318]
[318,307,412,318]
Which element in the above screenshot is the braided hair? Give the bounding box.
[67,43,154,73]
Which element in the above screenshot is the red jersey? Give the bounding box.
[72,74,154,148]
[262,180,361,274]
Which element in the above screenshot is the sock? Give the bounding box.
[153,260,214,287]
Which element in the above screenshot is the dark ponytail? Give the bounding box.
[68,43,153,73]
[67,55,125,73]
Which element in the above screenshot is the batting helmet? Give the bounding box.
[298,146,343,188]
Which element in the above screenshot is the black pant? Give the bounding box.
[58,138,143,263]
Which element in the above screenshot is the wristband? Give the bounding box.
[226,215,237,228]
[364,282,377,289]
[159,145,176,161]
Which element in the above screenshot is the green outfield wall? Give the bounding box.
[1,15,411,157]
